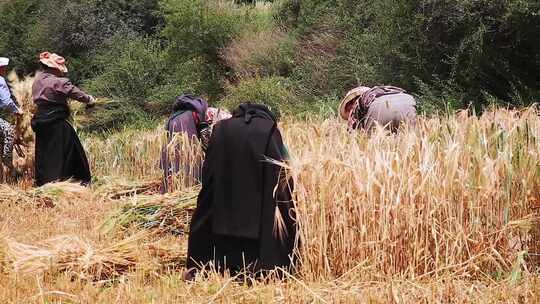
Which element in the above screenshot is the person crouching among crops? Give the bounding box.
[339,86,417,132]
[31,52,96,186]
[185,103,297,279]
[0,57,24,178]
[160,94,210,192]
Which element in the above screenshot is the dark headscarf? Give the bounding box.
[172,94,208,120]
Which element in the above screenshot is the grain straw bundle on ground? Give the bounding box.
[93,177,162,200]
[100,187,199,236]
[3,233,145,282]
[283,107,540,280]
[146,241,188,271]
[0,181,90,207]
[0,230,8,273]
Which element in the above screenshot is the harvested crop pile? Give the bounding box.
[3,233,146,282]
[100,187,199,235]
[7,73,35,178]
[93,177,162,200]
[147,242,187,271]
[0,182,91,207]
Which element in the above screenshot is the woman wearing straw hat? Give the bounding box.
[0,57,24,177]
[339,85,417,132]
[31,52,96,186]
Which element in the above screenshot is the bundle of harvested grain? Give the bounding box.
[100,187,199,235]
[147,242,187,271]
[94,177,162,200]
[0,181,91,207]
[7,73,35,178]
[5,233,146,281]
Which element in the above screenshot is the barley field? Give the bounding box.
[0,90,539,303]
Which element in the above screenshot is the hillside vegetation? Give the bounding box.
[1,0,539,128]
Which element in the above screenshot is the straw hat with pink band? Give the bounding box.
[338,86,371,120]
[39,52,68,73]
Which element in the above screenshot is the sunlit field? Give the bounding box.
[0,95,539,302]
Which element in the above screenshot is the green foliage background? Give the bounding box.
[1,0,539,131]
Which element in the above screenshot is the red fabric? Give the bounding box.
[192,111,200,125]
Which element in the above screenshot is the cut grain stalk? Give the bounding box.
[100,187,199,235]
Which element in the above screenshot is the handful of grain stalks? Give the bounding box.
[100,187,199,235]
[0,182,90,207]
[3,233,146,282]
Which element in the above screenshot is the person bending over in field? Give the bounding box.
[185,103,297,280]
[160,93,209,192]
[0,57,24,178]
[160,94,233,192]
[31,52,96,186]
[339,85,417,132]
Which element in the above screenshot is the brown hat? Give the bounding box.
[39,52,68,73]
[338,86,370,120]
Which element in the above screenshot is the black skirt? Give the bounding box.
[33,118,91,187]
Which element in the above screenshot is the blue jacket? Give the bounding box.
[0,76,20,114]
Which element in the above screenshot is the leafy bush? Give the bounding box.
[74,99,156,134]
[161,0,241,90]
[0,0,41,74]
[146,58,210,115]
[162,0,276,98]
[220,77,300,116]
[0,0,163,81]
[85,34,168,104]
[278,0,540,109]
[223,29,297,79]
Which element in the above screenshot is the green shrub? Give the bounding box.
[273,0,301,28]
[221,77,301,116]
[73,99,156,134]
[0,0,41,74]
[146,57,210,115]
[162,0,276,98]
[414,78,464,115]
[85,34,168,104]
[278,0,540,110]
[0,0,163,81]
[161,0,241,64]
[223,29,297,79]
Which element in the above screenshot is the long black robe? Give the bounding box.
[31,103,91,186]
[186,103,297,276]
